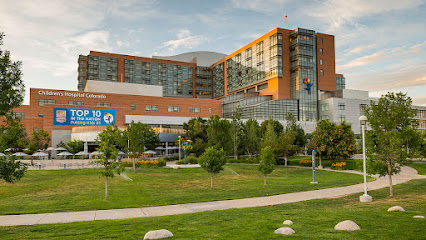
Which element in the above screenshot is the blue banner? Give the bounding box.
[53,108,116,126]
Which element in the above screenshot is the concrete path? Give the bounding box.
[0,166,424,227]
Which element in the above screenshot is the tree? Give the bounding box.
[0,155,27,183]
[26,130,50,154]
[242,118,261,156]
[286,113,307,152]
[206,115,232,154]
[198,147,226,189]
[278,130,297,166]
[258,146,276,186]
[0,32,25,115]
[261,121,278,150]
[125,121,159,173]
[0,113,27,152]
[183,117,208,156]
[229,108,242,160]
[65,140,84,156]
[311,120,356,161]
[96,125,124,200]
[260,119,283,137]
[365,92,419,197]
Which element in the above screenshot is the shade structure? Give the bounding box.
[55,147,67,151]
[46,147,56,151]
[118,151,125,155]
[32,152,48,157]
[167,146,178,150]
[13,152,28,157]
[23,148,30,151]
[0,153,5,157]
[155,146,165,150]
[5,148,14,152]
[75,151,89,156]
[57,151,73,156]
[143,150,157,155]
[91,151,104,155]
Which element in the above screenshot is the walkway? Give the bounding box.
[0,166,424,227]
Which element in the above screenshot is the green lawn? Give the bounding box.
[0,165,371,215]
[409,162,426,175]
[0,179,424,239]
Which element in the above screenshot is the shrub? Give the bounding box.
[299,160,312,167]
[226,156,260,164]
[176,157,198,165]
[157,158,167,167]
[331,161,347,170]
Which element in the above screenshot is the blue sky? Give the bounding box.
[1,0,425,106]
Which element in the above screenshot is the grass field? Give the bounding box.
[410,162,426,175]
[0,165,371,215]
[0,179,424,239]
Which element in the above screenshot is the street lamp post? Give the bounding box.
[359,115,373,202]
[178,136,181,162]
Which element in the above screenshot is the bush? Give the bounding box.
[226,156,260,164]
[299,160,312,167]
[176,157,198,165]
[157,158,167,167]
[164,155,180,161]
[120,161,133,167]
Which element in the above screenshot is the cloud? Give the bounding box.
[337,42,425,70]
[230,0,292,14]
[305,0,424,31]
[160,29,207,53]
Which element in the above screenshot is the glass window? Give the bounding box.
[339,115,345,122]
[321,115,329,120]
[68,100,84,106]
[338,103,345,110]
[320,48,323,54]
[38,99,56,106]
[168,106,180,112]
[257,83,268,91]
[360,104,367,115]
[320,59,323,65]
[320,37,323,44]
[189,107,200,113]
[96,102,111,107]
[145,105,158,111]
[33,127,39,132]
[38,113,43,118]
[321,103,329,111]
[320,69,324,75]
[12,112,24,119]
[209,108,212,113]
[131,104,136,110]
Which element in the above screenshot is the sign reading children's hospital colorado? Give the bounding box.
[53,108,116,126]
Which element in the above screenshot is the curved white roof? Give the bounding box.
[152,51,227,67]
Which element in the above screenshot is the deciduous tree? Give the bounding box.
[125,121,159,173]
[365,92,419,197]
[0,32,24,115]
[198,147,226,189]
[0,155,27,183]
[242,118,261,156]
[206,115,232,154]
[258,146,275,186]
[96,125,124,200]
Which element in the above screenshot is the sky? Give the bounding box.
[1,0,425,106]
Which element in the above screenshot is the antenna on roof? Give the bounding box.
[284,15,288,29]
